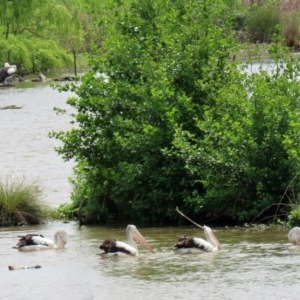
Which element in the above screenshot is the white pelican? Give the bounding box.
[174,225,222,253]
[13,230,68,251]
[288,227,300,245]
[0,62,17,84]
[99,224,153,256]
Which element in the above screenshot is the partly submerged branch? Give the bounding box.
[175,207,204,229]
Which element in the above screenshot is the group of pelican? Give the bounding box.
[13,224,300,256]
[12,224,220,255]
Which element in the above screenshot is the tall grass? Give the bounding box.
[0,177,47,226]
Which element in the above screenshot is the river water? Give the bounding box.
[0,84,300,300]
[0,84,74,208]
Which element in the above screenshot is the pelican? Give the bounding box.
[13,230,68,251]
[288,227,300,245]
[0,62,17,84]
[174,225,222,253]
[99,224,153,256]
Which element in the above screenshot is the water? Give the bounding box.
[0,223,299,300]
[0,84,74,208]
[1,85,300,300]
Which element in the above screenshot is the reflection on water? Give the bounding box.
[0,222,300,300]
[1,85,300,299]
[0,85,74,208]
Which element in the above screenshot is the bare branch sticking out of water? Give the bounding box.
[175,207,204,229]
[8,265,42,271]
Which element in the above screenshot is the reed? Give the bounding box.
[0,177,47,226]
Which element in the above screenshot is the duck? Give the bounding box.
[13,230,68,251]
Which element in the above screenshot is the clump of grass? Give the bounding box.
[0,177,47,226]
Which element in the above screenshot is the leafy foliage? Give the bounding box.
[0,0,84,73]
[52,0,239,224]
[51,0,300,225]
[172,47,300,222]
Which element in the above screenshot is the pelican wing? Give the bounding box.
[0,67,8,82]
[192,237,214,252]
[31,235,54,247]
[174,236,214,252]
[15,234,53,248]
[99,239,138,256]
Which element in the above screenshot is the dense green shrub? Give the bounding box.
[51,0,237,224]
[288,206,300,227]
[52,0,300,225]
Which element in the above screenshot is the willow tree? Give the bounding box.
[0,0,43,39]
[52,0,238,224]
[0,0,83,72]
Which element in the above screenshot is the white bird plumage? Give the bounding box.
[0,62,17,84]
[99,224,153,257]
[13,230,68,251]
[174,225,222,254]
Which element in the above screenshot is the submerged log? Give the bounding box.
[0,105,22,110]
[53,76,75,82]
[8,265,42,271]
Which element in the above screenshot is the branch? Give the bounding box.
[175,207,204,229]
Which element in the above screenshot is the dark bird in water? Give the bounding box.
[13,230,68,251]
[0,62,17,84]
[174,225,222,253]
[99,224,153,257]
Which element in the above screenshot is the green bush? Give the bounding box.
[51,202,77,220]
[246,6,280,43]
[288,206,300,227]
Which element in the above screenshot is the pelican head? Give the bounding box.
[203,225,222,250]
[126,224,153,252]
[54,230,68,249]
[288,227,300,245]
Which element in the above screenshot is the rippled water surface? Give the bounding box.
[1,85,300,300]
[0,223,300,300]
[0,84,74,208]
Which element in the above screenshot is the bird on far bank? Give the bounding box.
[0,62,17,84]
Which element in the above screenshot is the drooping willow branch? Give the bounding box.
[175,206,204,229]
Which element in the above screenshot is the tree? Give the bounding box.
[52,0,238,224]
[172,46,300,223]
[0,0,83,73]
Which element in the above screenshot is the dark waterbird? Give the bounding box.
[0,62,17,84]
